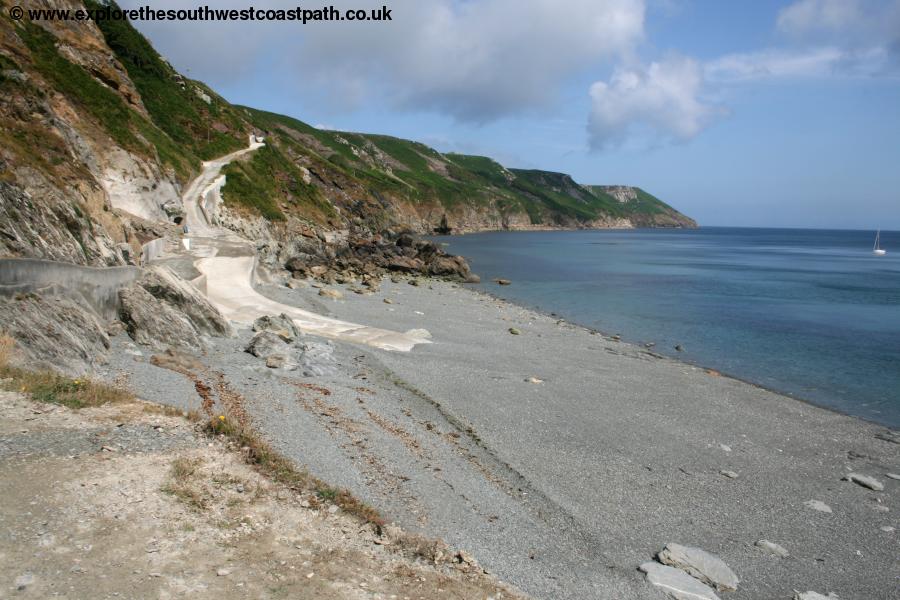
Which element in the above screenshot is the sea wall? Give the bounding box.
[0,258,140,320]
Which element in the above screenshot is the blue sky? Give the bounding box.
[125,0,900,229]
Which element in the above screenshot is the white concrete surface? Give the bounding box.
[181,137,429,352]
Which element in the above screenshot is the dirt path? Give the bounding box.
[0,390,524,599]
[175,139,429,352]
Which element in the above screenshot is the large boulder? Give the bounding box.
[253,313,302,343]
[245,330,289,358]
[387,256,424,273]
[426,255,471,280]
[136,266,231,338]
[118,265,231,349]
[119,285,201,350]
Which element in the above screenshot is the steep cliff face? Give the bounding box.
[0,0,695,271]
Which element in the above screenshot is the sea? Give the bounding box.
[434,227,900,428]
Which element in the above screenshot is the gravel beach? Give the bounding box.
[100,275,900,600]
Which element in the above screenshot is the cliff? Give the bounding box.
[0,0,696,270]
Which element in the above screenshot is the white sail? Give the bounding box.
[873,230,886,255]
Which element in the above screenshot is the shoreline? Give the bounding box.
[90,272,899,599]
[253,274,897,599]
[462,282,896,432]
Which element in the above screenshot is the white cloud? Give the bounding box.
[122,0,647,122]
[705,46,891,82]
[587,55,723,149]
[776,0,868,36]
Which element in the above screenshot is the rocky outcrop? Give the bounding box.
[0,292,110,374]
[136,266,231,338]
[283,231,474,284]
[118,266,231,350]
[252,313,303,343]
[118,284,203,350]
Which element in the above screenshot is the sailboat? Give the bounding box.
[873,230,887,256]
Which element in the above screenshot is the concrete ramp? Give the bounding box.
[196,256,430,352]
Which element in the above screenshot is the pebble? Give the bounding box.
[639,562,720,600]
[525,377,543,384]
[879,526,894,533]
[885,473,900,480]
[14,573,34,590]
[216,568,231,577]
[318,288,343,300]
[843,472,884,491]
[719,444,732,452]
[383,298,393,304]
[508,328,521,335]
[804,500,832,513]
[719,470,738,479]
[657,543,739,592]
[794,592,838,600]
[755,540,789,558]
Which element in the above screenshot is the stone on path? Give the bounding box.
[794,592,839,600]
[720,470,739,479]
[318,288,343,300]
[253,313,302,343]
[879,526,894,533]
[639,562,721,600]
[245,331,288,358]
[657,543,739,592]
[804,500,832,513]
[755,540,789,558]
[843,472,884,491]
[508,327,521,335]
[525,377,543,384]
[265,355,287,369]
[885,473,900,480]
[405,328,432,339]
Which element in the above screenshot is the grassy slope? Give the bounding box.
[17,2,693,228]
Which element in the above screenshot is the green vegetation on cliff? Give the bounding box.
[2,2,695,231]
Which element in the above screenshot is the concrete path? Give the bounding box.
[178,138,429,352]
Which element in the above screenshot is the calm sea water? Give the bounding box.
[435,228,900,428]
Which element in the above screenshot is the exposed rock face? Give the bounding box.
[118,266,231,350]
[118,284,202,350]
[282,231,474,285]
[136,266,231,338]
[657,544,739,592]
[0,292,110,374]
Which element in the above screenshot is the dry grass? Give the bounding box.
[205,415,385,530]
[0,333,13,369]
[0,331,131,409]
[161,456,208,511]
[0,366,133,409]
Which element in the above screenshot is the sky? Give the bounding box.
[121,0,900,229]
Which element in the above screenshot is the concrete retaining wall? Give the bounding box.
[0,258,140,320]
[141,238,167,264]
